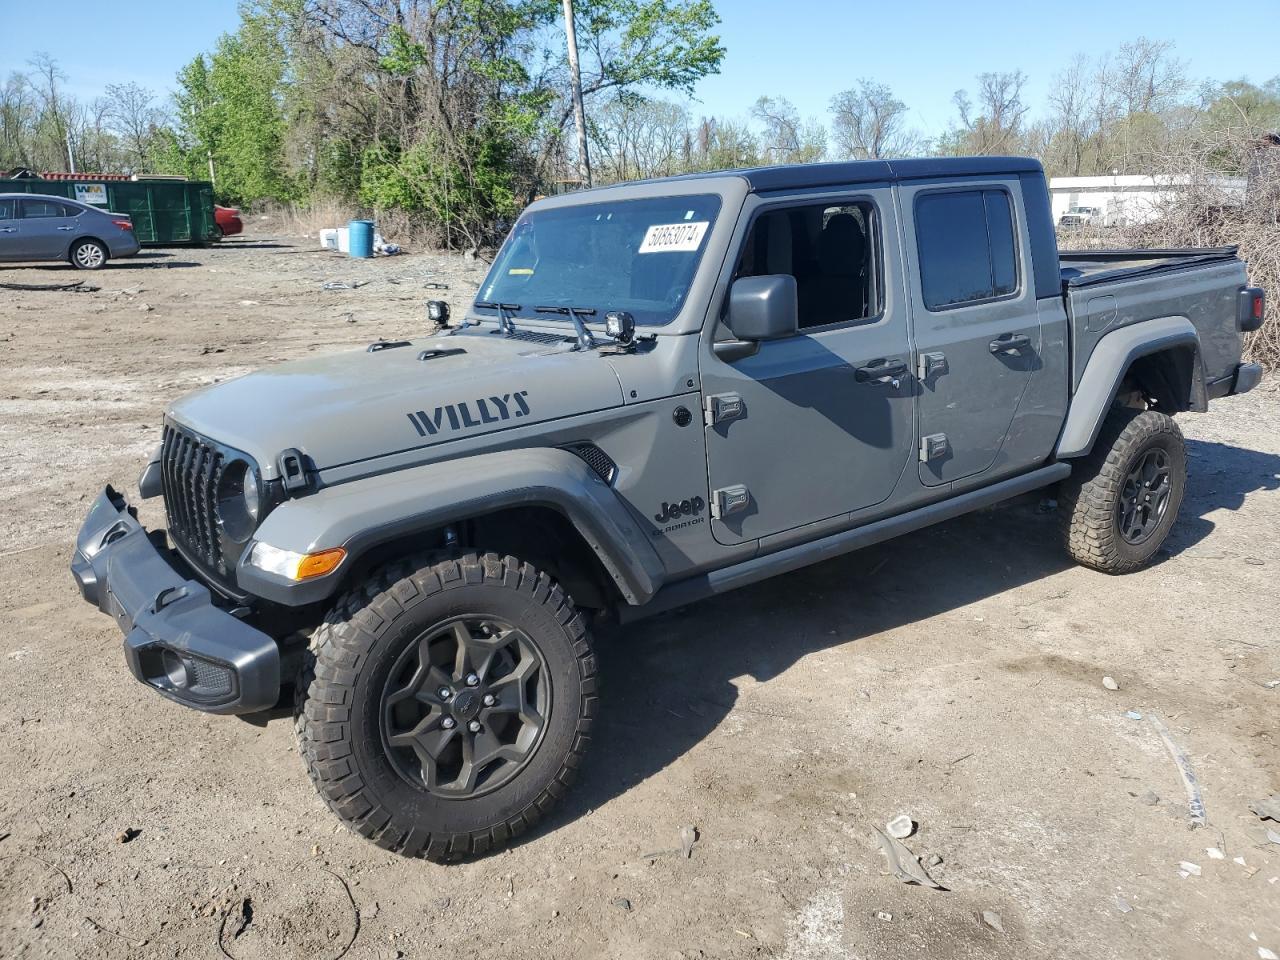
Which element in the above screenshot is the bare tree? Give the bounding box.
[946,70,1029,156]
[104,82,164,172]
[751,95,825,164]
[829,79,919,159]
[1046,55,1093,175]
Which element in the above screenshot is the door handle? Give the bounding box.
[855,358,908,388]
[989,333,1032,355]
[56,225,74,231]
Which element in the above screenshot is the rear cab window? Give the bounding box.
[915,188,1019,310]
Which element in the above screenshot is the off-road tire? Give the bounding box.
[1059,407,1186,574]
[69,239,107,270]
[294,552,597,861]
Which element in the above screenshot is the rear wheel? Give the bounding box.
[295,552,596,861]
[1059,407,1186,573]
[70,239,107,270]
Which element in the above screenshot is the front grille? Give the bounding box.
[160,423,227,574]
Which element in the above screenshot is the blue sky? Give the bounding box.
[3,0,1277,139]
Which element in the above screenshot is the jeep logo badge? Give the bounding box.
[654,496,706,525]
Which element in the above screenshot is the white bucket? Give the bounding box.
[319,228,338,250]
[337,227,350,253]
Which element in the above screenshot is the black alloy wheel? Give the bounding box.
[381,615,550,798]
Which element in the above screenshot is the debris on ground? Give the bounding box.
[116,828,140,844]
[323,280,371,291]
[1140,790,1161,806]
[980,910,1004,933]
[1259,948,1278,960]
[1179,861,1202,878]
[0,279,100,292]
[875,911,893,922]
[886,815,916,839]
[1151,714,1207,827]
[1114,896,1132,914]
[1250,796,1280,823]
[1266,829,1280,845]
[927,853,944,866]
[1207,847,1225,859]
[1102,676,1119,690]
[679,824,699,859]
[1125,710,1143,720]
[612,897,632,912]
[871,827,945,890]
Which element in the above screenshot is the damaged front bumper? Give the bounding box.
[70,487,280,714]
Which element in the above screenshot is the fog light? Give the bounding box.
[160,650,189,688]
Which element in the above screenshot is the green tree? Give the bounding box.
[173,9,297,203]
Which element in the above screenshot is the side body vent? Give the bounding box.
[565,442,617,484]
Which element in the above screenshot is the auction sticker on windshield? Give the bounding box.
[638,221,709,254]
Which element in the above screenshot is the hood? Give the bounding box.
[168,329,625,476]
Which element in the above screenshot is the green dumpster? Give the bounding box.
[0,176,219,246]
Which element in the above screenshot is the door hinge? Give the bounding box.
[919,433,950,463]
[917,351,948,381]
[711,484,751,520]
[704,392,745,426]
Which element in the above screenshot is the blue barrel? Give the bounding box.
[348,219,374,258]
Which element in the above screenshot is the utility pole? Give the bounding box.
[561,0,591,188]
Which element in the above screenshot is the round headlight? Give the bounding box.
[243,468,261,522]
[216,460,260,543]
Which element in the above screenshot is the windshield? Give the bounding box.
[477,194,722,326]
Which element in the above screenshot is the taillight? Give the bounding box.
[1239,286,1265,332]
[112,219,133,230]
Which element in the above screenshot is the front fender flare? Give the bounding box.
[1056,316,1202,459]
[238,448,665,607]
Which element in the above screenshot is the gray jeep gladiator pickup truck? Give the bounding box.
[71,157,1265,860]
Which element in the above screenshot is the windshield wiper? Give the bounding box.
[535,305,596,350]
[474,300,522,336]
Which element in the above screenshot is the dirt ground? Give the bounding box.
[1,227,1278,960]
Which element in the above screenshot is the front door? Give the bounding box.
[701,189,914,545]
[898,181,1042,486]
[0,197,19,260]
[19,197,77,260]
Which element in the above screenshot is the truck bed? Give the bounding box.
[1059,247,1247,392]
[1059,247,1240,288]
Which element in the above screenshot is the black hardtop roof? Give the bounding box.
[604,156,1044,193]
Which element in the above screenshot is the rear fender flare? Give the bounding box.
[238,447,665,608]
[1056,316,1203,459]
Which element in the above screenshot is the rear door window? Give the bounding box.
[20,198,72,219]
[0,198,15,219]
[915,189,1019,310]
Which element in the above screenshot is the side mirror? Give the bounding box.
[727,275,798,341]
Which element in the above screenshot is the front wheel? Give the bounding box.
[1059,407,1186,574]
[295,553,597,861]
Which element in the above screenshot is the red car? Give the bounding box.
[214,205,243,238]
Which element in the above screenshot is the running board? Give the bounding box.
[620,462,1071,623]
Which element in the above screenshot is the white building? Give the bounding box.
[1048,174,1247,227]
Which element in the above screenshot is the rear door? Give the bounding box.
[897,180,1042,486]
[0,197,19,260]
[19,197,77,259]
[701,187,915,544]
